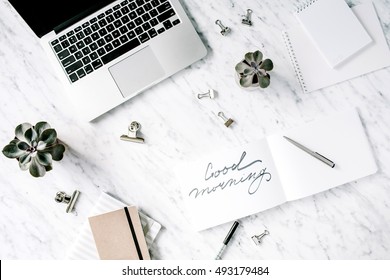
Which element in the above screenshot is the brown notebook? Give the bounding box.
[88,206,150,260]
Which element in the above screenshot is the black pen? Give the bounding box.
[215,221,239,260]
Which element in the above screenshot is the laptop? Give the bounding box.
[9,0,207,121]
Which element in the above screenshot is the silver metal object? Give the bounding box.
[283,136,335,168]
[218,112,234,127]
[197,89,216,99]
[55,190,80,213]
[242,9,253,26]
[215,20,231,36]
[120,121,145,143]
[251,230,269,245]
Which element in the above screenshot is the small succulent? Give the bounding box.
[235,50,274,88]
[2,122,65,177]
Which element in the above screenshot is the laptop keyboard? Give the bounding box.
[50,0,180,83]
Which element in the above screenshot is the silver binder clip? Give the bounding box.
[218,112,234,127]
[215,20,231,36]
[251,230,269,245]
[242,9,253,26]
[55,190,80,213]
[120,121,144,143]
[197,89,216,99]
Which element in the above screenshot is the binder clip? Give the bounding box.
[55,190,80,213]
[251,230,269,245]
[197,89,216,99]
[120,121,144,143]
[215,20,231,36]
[242,9,253,26]
[218,112,234,127]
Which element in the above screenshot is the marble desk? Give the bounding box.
[1,0,390,260]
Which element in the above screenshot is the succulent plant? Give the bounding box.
[235,50,274,88]
[2,122,65,177]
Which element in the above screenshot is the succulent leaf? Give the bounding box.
[259,74,271,88]
[29,157,46,177]
[253,50,263,65]
[24,128,38,144]
[48,144,65,161]
[19,160,31,171]
[240,74,255,88]
[244,52,254,64]
[15,123,33,142]
[17,141,30,151]
[260,59,274,71]
[19,153,32,165]
[2,144,25,158]
[37,152,52,166]
[45,164,53,172]
[36,141,47,151]
[35,122,51,137]
[235,61,252,74]
[39,129,57,145]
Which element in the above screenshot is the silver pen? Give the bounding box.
[283,136,335,168]
[215,221,239,260]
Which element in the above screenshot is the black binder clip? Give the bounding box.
[120,121,145,143]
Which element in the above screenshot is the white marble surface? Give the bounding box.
[1,0,390,260]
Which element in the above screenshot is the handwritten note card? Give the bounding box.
[177,109,377,231]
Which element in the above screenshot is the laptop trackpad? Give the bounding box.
[109,47,165,98]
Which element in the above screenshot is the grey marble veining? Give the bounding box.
[0,0,390,259]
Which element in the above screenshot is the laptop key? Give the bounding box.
[106,15,115,23]
[158,9,175,23]
[66,30,74,37]
[58,49,70,60]
[112,39,121,48]
[84,64,94,74]
[97,38,105,47]
[172,19,180,25]
[53,44,62,53]
[82,56,91,65]
[97,47,106,56]
[129,11,137,19]
[90,17,97,24]
[91,23,100,31]
[120,26,128,34]
[122,15,130,24]
[114,19,122,28]
[121,0,129,6]
[157,2,171,13]
[75,26,82,32]
[69,45,77,53]
[76,31,85,40]
[151,0,159,7]
[59,35,67,41]
[157,27,165,34]
[65,61,83,74]
[150,9,158,17]
[82,22,90,28]
[84,27,92,35]
[77,69,86,78]
[75,51,83,59]
[76,41,85,49]
[106,24,115,32]
[139,33,150,43]
[69,73,78,82]
[104,34,114,42]
[129,2,137,11]
[69,36,77,44]
[142,22,151,31]
[121,6,130,14]
[97,13,105,19]
[51,39,59,46]
[90,43,98,51]
[150,18,158,26]
[142,13,151,22]
[163,19,173,29]
[104,43,114,52]
[98,19,107,27]
[114,11,122,19]
[119,35,129,43]
[144,3,152,11]
[127,30,136,39]
[90,52,98,60]
[105,9,113,15]
[136,7,145,15]
[101,38,140,64]
[135,27,143,35]
[113,4,121,10]
[112,30,121,38]
[84,36,93,45]
[148,28,157,38]
[98,28,108,36]
[91,32,100,40]
[127,21,136,30]
[92,59,103,70]
[62,55,76,67]
[61,40,70,48]
[136,0,145,6]
[135,17,143,26]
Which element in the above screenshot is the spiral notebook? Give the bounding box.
[283,2,390,93]
[295,0,372,67]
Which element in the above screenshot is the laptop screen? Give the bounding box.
[9,0,115,38]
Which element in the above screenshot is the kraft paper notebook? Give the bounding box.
[67,192,161,260]
[283,2,390,93]
[176,109,377,231]
[89,206,150,260]
[295,0,371,67]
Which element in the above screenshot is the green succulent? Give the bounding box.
[235,50,274,88]
[2,122,65,177]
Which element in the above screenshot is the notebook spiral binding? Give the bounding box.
[282,31,307,93]
[296,0,319,13]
